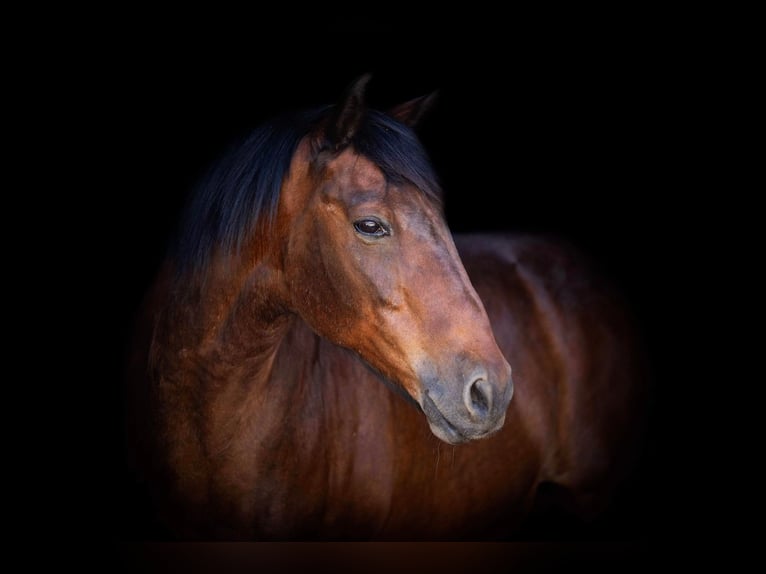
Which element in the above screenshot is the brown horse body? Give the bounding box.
[126,77,647,540]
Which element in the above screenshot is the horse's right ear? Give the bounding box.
[326,73,372,150]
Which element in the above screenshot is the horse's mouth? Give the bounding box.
[421,390,503,445]
[421,392,471,445]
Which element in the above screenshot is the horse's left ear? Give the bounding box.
[388,91,439,127]
[326,73,372,150]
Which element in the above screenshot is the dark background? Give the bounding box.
[40,15,726,568]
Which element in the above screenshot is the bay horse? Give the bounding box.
[126,74,648,540]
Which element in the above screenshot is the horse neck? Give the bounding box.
[154,247,292,390]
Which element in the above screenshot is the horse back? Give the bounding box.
[455,233,650,519]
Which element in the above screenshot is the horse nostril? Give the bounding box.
[465,378,493,420]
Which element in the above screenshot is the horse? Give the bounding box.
[125,74,649,540]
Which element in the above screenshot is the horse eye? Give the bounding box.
[353,218,389,237]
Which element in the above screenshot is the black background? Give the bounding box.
[38,13,728,569]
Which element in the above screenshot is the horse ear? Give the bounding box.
[326,73,372,149]
[388,91,439,127]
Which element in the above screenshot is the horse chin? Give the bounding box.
[428,418,506,445]
[426,417,470,445]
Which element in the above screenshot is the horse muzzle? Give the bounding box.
[420,368,514,445]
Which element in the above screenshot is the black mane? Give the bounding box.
[173,106,442,277]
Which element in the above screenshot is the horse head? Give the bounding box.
[268,75,513,444]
